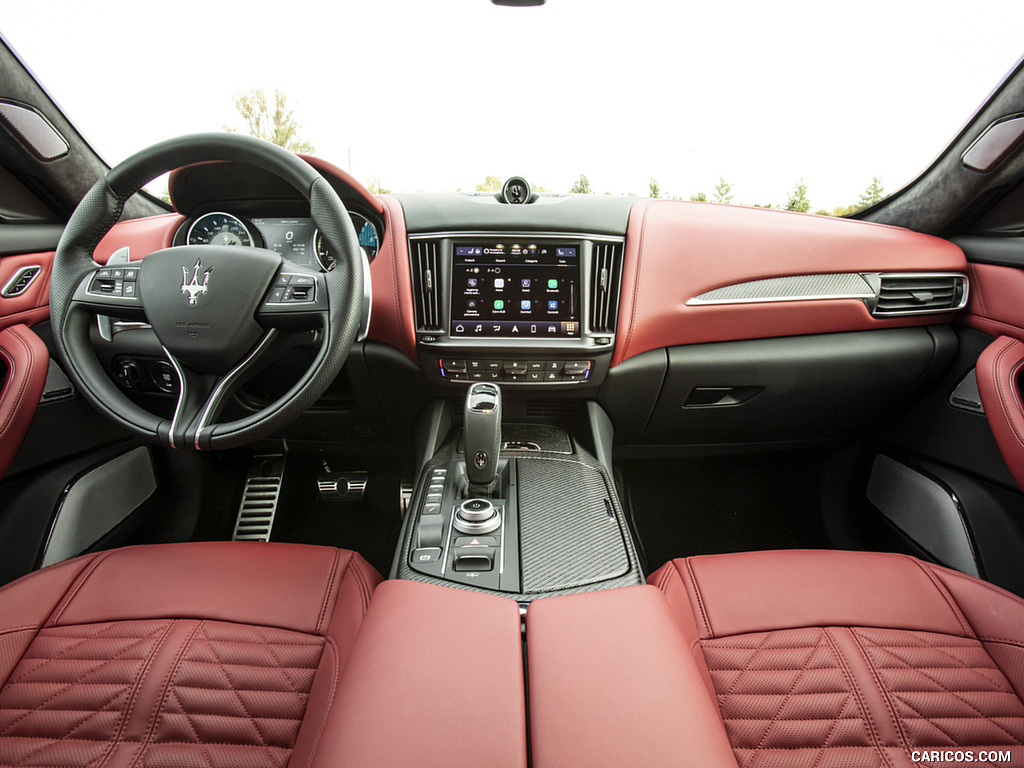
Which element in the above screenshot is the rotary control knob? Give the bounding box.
[453,498,501,534]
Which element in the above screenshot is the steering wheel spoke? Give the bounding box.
[163,330,282,450]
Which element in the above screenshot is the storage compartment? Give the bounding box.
[637,327,956,447]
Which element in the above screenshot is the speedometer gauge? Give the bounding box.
[314,212,379,270]
[187,212,255,247]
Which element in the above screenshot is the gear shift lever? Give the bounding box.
[464,382,502,495]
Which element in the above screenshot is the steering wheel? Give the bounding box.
[49,133,364,451]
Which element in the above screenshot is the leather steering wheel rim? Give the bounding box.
[50,132,363,451]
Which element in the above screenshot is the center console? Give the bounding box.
[398,231,638,598]
[393,383,644,600]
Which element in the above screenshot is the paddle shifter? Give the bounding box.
[463,382,502,496]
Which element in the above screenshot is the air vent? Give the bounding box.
[871,273,968,316]
[590,241,623,333]
[411,239,443,331]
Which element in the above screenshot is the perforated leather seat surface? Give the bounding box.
[0,542,381,767]
[650,550,1024,768]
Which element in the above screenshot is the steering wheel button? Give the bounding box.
[123,268,138,281]
[291,275,315,287]
[123,282,137,297]
[96,268,113,279]
[274,273,291,287]
[268,287,285,303]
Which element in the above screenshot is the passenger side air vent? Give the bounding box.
[411,239,443,331]
[590,241,624,333]
[870,273,969,316]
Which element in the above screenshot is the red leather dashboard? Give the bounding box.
[612,200,968,366]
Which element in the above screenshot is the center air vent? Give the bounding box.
[590,242,624,333]
[411,239,443,331]
[870,273,969,316]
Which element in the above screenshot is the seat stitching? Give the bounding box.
[128,620,203,768]
[243,626,315,695]
[195,623,277,751]
[95,620,177,768]
[292,636,339,768]
[853,630,1024,746]
[316,549,343,636]
[4,684,140,767]
[823,627,895,768]
[681,559,712,638]
[712,630,775,703]
[902,556,974,638]
[48,549,119,628]
[0,624,160,739]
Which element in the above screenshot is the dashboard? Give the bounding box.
[85,160,972,445]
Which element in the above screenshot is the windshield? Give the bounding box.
[4,1,1024,213]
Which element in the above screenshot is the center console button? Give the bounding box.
[484,360,502,371]
[412,547,442,564]
[459,498,494,521]
[545,361,564,371]
[503,361,528,373]
[454,553,493,572]
[527,360,545,371]
[454,536,499,547]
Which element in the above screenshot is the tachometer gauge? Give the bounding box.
[187,212,255,247]
[314,212,379,270]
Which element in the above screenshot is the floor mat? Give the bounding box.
[621,450,836,574]
[272,454,408,578]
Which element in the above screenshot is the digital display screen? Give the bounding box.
[251,218,318,268]
[450,243,580,338]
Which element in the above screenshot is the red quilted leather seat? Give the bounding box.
[0,542,381,767]
[650,550,1024,768]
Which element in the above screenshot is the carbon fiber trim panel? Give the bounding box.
[518,458,630,592]
[396,437,642,600]
[688,273,873,305]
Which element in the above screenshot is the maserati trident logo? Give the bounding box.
[181,259,213,305]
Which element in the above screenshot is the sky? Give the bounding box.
[4,0,1024,210]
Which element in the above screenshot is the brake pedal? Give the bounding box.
[232,453,286,541]
[317,464,368,502]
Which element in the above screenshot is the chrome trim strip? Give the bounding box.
[357,247,372,342]
[193,329,281,450]
[1,265,42,298]
[162,348,188,451]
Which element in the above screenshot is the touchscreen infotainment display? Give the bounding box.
[450,243,580,338]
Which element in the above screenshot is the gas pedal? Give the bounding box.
[232,453,286,541]
[317,463,368,502]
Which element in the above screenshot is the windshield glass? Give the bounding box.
[4,1,1024,213]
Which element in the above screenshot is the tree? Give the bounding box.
[784,179,811,213]
[712,177,734,205]
[476,175,503,192]
[649,178,661,198]
[690,191,707,202]
[226,88,315,153]
[569,174,592,194]
[857,176,885,211]
[531,184,548,193]
[367,179,390,195]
